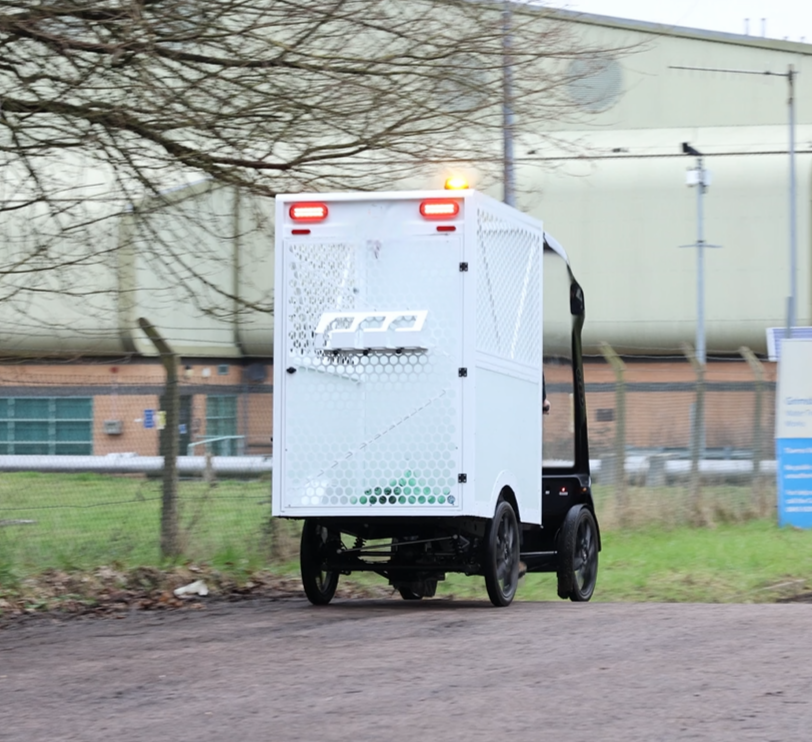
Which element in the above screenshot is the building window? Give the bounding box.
[0,398,93,455]
[206,395,238,455]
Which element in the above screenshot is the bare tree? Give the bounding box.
[0,0,630,337]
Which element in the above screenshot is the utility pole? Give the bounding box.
[670,63,799,338]
[787,64,797,335]
[680,143,720,480]
[680,143,720,366]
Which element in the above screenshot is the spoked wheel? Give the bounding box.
[300,519,340,605]
[483,500,520,607]
[556,505,599,602]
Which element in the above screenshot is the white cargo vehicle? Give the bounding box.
[272,189,599,606]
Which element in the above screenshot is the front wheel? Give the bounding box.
[300,519,340,605]
[484,500,520,607]
[556,505,599,602]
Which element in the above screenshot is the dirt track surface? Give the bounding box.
[2,598,812,741]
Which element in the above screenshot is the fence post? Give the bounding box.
[740,346,767,516]
[682,343,709,526]
[138,318,181,559]
[599,342,627,524]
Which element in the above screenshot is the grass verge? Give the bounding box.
[2,475,812,613]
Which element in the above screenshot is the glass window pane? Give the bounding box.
[206,395,237,455]
[14,399,50,419]
[55,421,91,442]
[2,397,94,455]
[15,421,49,441]
[14,443,50,455]
[55,399,92,420]
[54,443,92,456]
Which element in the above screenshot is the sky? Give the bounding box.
[543,0,812,43]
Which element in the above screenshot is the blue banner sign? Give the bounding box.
[144,409,155,429]
[776,440,812,528]
[775,340,812,528]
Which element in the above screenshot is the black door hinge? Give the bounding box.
[458,367,468,377]
[459,262,468,272]
[458,473,467,483]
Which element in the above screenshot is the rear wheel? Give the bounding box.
[483,500,520,607]
[556,505,598,602]
[300,519,340,605]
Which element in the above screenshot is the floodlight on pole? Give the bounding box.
[679,143,721,368]
[669,63,799,338]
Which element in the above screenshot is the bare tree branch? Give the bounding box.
[0,0,636,349]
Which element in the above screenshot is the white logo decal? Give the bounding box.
[315,310,429,351]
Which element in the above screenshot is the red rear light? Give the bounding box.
[420,199,460,219]
[290,202,328,221]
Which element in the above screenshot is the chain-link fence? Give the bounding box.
[0,362,278,576]
[575,353,776,529]
[0,353,780,577]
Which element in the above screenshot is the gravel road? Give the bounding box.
[2,598,811,741]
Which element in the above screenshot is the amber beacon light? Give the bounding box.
[444,176,469,190]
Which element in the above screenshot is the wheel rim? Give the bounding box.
[573,518,596,593]
[494,509,518,597]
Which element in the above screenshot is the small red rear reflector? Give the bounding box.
[290,202,328,221]
[291,229,311,235]
[420,200,459,219]
[437,225,456,232]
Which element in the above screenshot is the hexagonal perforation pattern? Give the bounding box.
[281,237,462,510]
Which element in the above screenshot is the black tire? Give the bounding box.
[556,505,599,602]
[300,519,340,605]
[483,500,520,607]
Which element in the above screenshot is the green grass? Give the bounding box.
[0,472,273,578]
[2,474,812,603]
[590,520,812,602]
[274,518,812,604]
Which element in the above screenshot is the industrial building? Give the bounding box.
[1,9,810,458]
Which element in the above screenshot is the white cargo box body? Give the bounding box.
[273,190,544,524]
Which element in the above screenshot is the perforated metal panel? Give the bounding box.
[287,242,357,359]
[278,234,464,512]
[475,209,542,366]
[274,190,547,523]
